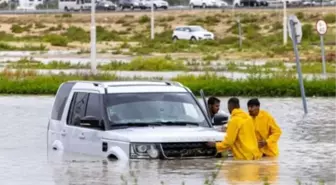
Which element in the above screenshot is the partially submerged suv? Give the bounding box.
[47,81,228,160]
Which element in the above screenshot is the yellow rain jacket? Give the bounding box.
[216,108,262,160]
[252,110,282,157]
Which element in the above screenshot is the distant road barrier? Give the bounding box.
[0,4,334,15]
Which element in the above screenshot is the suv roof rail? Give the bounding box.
[67,80,105,87]
[164,81,183,87]
[67,80,184,88]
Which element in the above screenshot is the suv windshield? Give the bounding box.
[105,92,209,128]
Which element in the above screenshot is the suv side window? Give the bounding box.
[85,93,101,118]
[67,92,89,126]
[67,92,104,130]
[51,82,75,121]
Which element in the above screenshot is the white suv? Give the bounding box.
[172,26,215,42]
[47,81,228,160]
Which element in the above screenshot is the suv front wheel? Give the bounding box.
[190,36,197,42]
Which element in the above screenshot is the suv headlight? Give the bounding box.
[130,143,160,159]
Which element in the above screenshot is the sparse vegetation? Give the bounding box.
[0,8,334,61]
[4,57,336,73]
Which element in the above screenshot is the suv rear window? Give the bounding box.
[51,82,76,120]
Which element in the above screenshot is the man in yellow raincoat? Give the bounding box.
[207,97,262,160]
[247,98,282,157]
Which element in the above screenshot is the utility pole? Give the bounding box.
[90,0,97,75]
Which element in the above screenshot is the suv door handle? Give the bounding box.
[61,130,66,136]
[79,133,85,139]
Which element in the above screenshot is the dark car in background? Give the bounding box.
[240,0,269,6]
[96,0,117,10]
[118,0,142,10]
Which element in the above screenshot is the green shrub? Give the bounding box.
[10,24,32,33]
[323,13,336,24]
[96,26,123,41]
[7,58,88,69]
[63,26,89,42]
[43,34,69,47]
[138,15,150,24]
[99,56,186,71]
[1,71,334,96]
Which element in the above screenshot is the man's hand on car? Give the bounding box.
[206,142,216,148]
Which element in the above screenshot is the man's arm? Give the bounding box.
[266,115,282,146]
[216,118,240,152]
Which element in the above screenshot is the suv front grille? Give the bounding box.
[160,142,217,159]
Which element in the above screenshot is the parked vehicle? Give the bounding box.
[214,0,228,7]
[189,0,228,8]
[239,0,269,6]
[172,26,215,41]
[47,81,229,160]
[301,0,317,6]
[96,0,117,10]
[139,0,169,9]
[280,0,302,6]
[119,0,141,10]
[58,0,92,11]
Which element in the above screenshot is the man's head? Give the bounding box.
[227,97,240,114]
[247,98,260,117]
[207,96,220,116]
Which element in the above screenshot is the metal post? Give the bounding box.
[238,17,242,49]
[289,19,308,114]
[150,2,154,40]
[283,1,287,45]
[232,3,235,17]
[90,0,97,75]
[320,35,326,77]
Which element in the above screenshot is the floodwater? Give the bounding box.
[0,96,335,185]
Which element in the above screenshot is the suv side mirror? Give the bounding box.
[80,116,103,130]
[213,113,228,126]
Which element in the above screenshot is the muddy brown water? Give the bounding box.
[0,96,335,185]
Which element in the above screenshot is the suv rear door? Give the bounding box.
[48,82,75,152]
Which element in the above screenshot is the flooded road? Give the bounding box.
[0,96,335,185]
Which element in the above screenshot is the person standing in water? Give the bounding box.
[207,97,262,160]
[247,98,282,157]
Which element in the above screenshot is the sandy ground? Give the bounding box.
[0,7,334,60]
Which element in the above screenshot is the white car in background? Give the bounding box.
[214,0,228,7]
[139,0,169,9]
[189,0,228,8]
[172,26,215,42]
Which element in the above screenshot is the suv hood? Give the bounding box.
[103,126,225,143]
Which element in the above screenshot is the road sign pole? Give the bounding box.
[316,20,328,78]
[320,34,327,77]
[289,19,308,114]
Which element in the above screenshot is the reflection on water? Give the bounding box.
[0,96,335,185]
[217,159,280,185]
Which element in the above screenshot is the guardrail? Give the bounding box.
[0,4,334,14]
